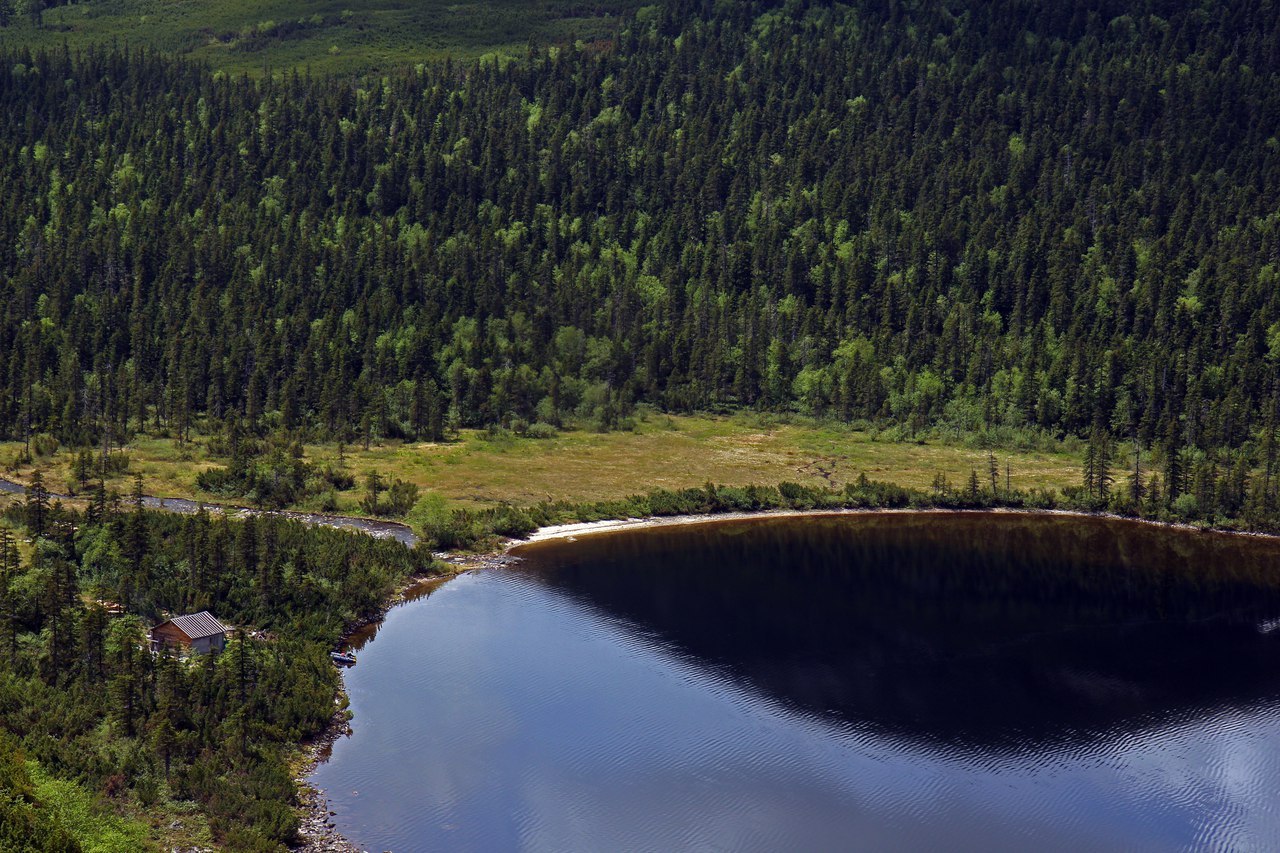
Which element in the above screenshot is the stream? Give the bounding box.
[0,477,419,546]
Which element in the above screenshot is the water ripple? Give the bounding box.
[313,516,1280,852]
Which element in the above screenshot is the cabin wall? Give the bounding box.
[191,634,226,655]
[149,624,226,655]
[149,624,189,652]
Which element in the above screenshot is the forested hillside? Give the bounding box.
[2,0,1279,507]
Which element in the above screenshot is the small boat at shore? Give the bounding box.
[330,651,357,667]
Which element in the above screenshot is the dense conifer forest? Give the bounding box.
[4,0,1280,515]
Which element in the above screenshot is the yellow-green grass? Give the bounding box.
[1,0,640,76]
[0,413,1081,517]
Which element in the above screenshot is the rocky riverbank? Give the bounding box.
[294,691,360,853]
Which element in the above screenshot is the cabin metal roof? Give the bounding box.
[165,611,227,640]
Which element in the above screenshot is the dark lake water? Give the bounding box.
[310,512,1280,851]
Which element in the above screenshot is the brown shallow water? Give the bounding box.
[312,512,1280,851]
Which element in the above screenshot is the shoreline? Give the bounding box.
[509,504,1280,551]
[293,687,358,853]
[292,568,455,853]
[293,558,517,852]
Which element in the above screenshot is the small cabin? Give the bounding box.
[149,611,228,655]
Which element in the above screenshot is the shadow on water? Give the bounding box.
[511,512,1280,752]
[343,574,455,651]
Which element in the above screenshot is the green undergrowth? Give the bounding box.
[0,731,160,852]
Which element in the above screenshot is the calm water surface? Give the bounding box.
[310,513,1280,851]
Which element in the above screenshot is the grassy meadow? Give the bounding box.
[0,412,1082,518]
[1,0,642,75]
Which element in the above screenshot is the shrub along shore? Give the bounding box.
[421,473,1280,554]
